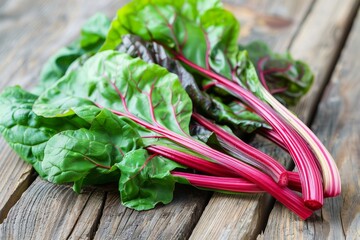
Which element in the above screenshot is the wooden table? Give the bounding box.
[0,0,359,239]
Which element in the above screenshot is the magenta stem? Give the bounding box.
[193,113,288,187]
[175,53,323,210]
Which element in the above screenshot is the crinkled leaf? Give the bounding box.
[90,108,144,154]
[42,129,116,189]
[35,13,110,93]
[225,100,268,133]
[0,86,89,177]
[115,149,180,210]
[33,51,193,137]
[102,0,238,75]
[239,41,314,106]
[101,0,268,121]
[42,108,144,192]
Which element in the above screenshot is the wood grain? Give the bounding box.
[224,0,314,51]
[94,186,209,240]
[0,138,34,223]
[0,178,104,240]
[259,6,360,240]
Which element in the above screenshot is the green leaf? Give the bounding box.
[90,109,144,155]
[42,108,144,192]
[102,0,237,73]
[115,149,180,210]
[101,0,269,124]
[239,41,314,106]
[0,86,89,177]
[225,100,267,133]
[104,1,302,107]
[80,13,111,51]
[34,51,193,136]
[42,128,116,186]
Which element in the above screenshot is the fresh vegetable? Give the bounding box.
[101,0,341,209]
[0,0,341,220]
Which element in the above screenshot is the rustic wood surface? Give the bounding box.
[0,178,105,240]
[259,7,360,240]
[0,138,34,223]
[94,186,208,240]
[0,0,359,239]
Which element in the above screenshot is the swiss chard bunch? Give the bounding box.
[0,0,341,220]
[101,0,341,209]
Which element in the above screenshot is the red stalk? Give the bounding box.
[259,128,288,151]
[171,171,263,193]
[288,171,302,193]
[147,145,238,177]
[174,53,323,210]
[192,113,288,187]
[106,108,313,219]
[149,145,303,192]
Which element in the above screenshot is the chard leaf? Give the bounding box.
[101,0,268,121]
[80,13,111,51]
[239,41,314,106]
[33,51,193,137]
[42,108,144,192]
[89,108,144,155]
[42,128,117,188]
[0,86,89,177]
[101,0,239,76]
[36,13,110,93]
[115,149,181,210]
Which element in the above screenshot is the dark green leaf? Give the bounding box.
[42,108,144,192]
[115,149,180,210]
[0,86,89,177]
[33,51,193,137]
[42,128,117,189]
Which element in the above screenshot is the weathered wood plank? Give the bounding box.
[0,178,104,240]
[259,6,360,240]
[0,0,122,228]
[0,138,34,223]
[94,186,209,240]
[224,0,313,51]
[288,0,360,122]
[191,0,359,239]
